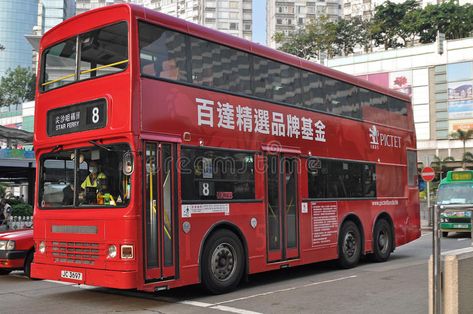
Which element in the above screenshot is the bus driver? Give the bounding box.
[81,161,107,204]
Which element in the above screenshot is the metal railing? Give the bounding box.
[0,216,33,231]
[431,203,473,314]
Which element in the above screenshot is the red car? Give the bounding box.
[0,229,34,277]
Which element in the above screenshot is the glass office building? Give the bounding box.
[0,0,38,78]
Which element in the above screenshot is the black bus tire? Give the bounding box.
[201,229,244,294]
[369,219,393,263]
[337,220,362,269]
[442,231,449,238]
[0,269,11,275]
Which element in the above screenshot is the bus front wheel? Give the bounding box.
[337,221,362,269]
[201,229,244,294]
[369,219,392,262]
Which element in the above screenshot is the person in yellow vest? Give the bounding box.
[81,161,107,204]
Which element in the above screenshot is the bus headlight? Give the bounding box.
[39,241,46,254]
[108,245,117,259]
[121,245,134,259]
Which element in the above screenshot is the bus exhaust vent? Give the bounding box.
[51,241,101,265]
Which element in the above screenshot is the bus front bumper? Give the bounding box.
[31,262,137,289]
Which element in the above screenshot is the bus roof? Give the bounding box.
[43,3,411,104]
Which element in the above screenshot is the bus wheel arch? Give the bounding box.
[199,222,248,294]
[337,214,364,269]
[369,213,395,262]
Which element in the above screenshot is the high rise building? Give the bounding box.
[40,0,76,33]
[138,0,253,40]
[266,0,341,48]
[76,0,252,40]
[0,0,38,78]
[76,0,129,15]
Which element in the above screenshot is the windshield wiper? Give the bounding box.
[50,145,63,153]
[89,140,111,151]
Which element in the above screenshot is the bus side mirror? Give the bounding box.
[123,152,134,175]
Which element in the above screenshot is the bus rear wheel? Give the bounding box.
[337,221,362,269]
[201,229,244,294]
[369,219,392,262]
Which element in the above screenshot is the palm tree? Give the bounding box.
[450,129,473,168]
[431,155,455,180]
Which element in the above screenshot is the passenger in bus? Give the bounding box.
[62,181,74,205]
[159,58,180,80]
[80,161,107,204]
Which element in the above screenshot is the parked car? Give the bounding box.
[0,229,34,277]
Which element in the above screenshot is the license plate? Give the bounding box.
[453,224,469,229]
[61,270,83,281]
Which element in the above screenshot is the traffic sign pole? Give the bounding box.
[421,167,435,227]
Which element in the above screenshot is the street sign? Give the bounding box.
[422,167,435,182]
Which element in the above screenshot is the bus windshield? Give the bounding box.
[39,143,132,208]
[41,21,128,91]
[437,182,473,205]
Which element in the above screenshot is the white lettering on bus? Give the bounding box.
[195,97,327,143]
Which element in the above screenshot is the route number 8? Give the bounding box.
[202,183,210,196]
[92,107,100,124]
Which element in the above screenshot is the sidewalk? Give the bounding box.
[420,201,432,231]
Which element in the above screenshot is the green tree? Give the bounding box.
[275,16,338,60]
[0,66,36,108]
[431,156,455,180]
[371,0,420,50]
[335,17,371,56]
[450,129,473,168]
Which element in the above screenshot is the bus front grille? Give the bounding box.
[50,241,102,266]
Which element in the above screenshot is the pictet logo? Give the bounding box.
[369,125,379,149]
[369,125,401,150]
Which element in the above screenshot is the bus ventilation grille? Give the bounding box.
[51,241,101,265]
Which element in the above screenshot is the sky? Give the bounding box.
[252,0,266,45]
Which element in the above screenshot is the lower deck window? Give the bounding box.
[181,148,255,201]
[308,158,376,199]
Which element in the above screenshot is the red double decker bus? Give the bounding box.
[32,4,420,294]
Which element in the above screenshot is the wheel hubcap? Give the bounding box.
[211,243,237,282]
[343,232,357,258]
[378,230,389,253]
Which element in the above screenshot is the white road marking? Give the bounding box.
[44,280,95,289]
[214,275,357,306]
[211,305,262,314]
[180,300,262,314]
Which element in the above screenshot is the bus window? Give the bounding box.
[79,22,128,80]
[139,22,188,82]
[181,148,255,201]
[39,143,132,208]
[41,22,128,91]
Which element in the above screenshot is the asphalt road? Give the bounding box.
[1,232,471,314]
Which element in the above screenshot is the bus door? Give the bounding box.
[144,142,177,281]
[266,154,300,262]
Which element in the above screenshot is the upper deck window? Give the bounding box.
[41,22,128,92]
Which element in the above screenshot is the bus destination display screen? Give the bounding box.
[47,99,107,136]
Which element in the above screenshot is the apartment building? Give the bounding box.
[266,0,341,48]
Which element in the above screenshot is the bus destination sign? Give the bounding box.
[47,99,107,136]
